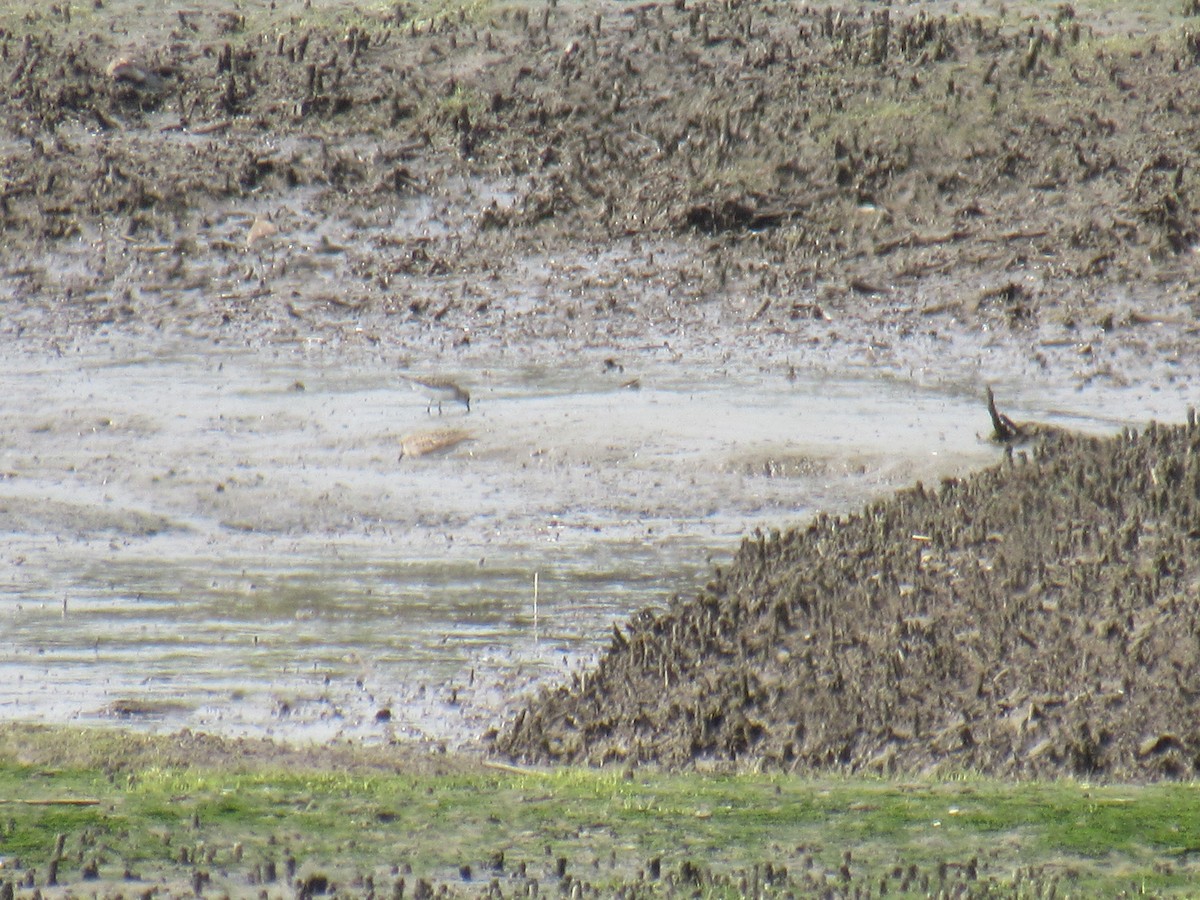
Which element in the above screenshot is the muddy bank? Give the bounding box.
[498,416,1200,779]
[0,721,474,776]
[3,0,1200,357]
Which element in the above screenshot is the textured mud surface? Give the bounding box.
[3,0,1200,366]
[499,420,1200,779]
[2,0,1200,777]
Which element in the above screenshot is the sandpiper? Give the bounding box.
[404,375,470,415]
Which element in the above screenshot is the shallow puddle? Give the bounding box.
[0,340,1180,747]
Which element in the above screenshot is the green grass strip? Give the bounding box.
[0,727,1197,895]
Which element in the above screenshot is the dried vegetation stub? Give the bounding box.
[497,417,1200,780]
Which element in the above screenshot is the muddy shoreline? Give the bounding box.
[500,420,1200,779]
[1,0,1199,758]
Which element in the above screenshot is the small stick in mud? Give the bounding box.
[986,386,1021,443]
[986,387,1063,444]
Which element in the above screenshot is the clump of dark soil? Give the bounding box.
[498,414,1200,779]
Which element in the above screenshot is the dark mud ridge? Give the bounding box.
[7,0,1200,344]
[498,417,1200,779]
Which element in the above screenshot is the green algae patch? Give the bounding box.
[0,726,1198,896]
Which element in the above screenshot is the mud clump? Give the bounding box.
[498,418,1200,779]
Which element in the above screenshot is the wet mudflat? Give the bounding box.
[4,0,1200,896]
[1,0,1199,762]
[1,338,1057,746]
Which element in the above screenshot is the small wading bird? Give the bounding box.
[403,375,471,415]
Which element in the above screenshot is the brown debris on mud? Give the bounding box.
[497,415,1200,779]
[3,0,1200,343]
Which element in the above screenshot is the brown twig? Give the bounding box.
[986,387,1021,443]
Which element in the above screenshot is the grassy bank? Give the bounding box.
[0,726,1196,897]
